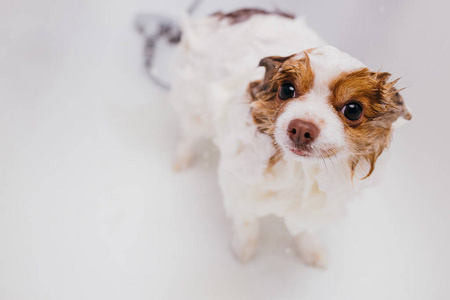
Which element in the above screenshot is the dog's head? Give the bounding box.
[249,46,411,178]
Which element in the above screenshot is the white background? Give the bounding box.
[1,0,449,299]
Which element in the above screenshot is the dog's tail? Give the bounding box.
[135,0,201,90]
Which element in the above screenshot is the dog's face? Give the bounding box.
[250,46,411,177]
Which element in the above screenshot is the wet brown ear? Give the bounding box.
[258,55,292,90]
[249,55,292,101]
[389,88,412,120]
[349,72,412,180]
[375,72,412,122]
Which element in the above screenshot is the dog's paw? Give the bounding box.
[231,235,258,263]
[298,246,328,269]
[172,155,192,172]
[173,138,195,172]
[294,232,328,269]
[230,217,260,264]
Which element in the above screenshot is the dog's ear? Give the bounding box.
[388,87,412,121]
[249,55,291,101]
[349,72,411,180]
[258,55,292,90]
[375,72,412,122]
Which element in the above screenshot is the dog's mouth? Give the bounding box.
[287,144,344,160]
[289,146,312,157]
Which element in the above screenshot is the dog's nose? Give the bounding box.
[287,119,320,146]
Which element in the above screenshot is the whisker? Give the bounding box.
[321,156,328,173]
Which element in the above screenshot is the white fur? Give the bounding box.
[169,13,385,266]
[274,89,347,162]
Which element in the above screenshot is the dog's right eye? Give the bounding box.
[278,83,296,100]
[341,102,363,121]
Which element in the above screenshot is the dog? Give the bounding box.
[168,9,411,268]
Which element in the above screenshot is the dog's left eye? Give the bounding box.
[341,102,363,121]
[278,83,296,100]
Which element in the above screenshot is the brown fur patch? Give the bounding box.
[212,8,295,25]
[250,54,315,136]
[249,54,315,165]
[329,68,411,178]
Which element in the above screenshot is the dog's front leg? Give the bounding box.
[230,213,260,263]
[294,232,328,269]
[172,131,197,172]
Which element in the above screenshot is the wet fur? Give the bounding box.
[169,10,411,266]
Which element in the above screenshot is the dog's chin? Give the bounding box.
[280,145,322,164]
[279,143,345,164]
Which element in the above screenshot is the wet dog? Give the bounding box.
[168,9,411,267]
